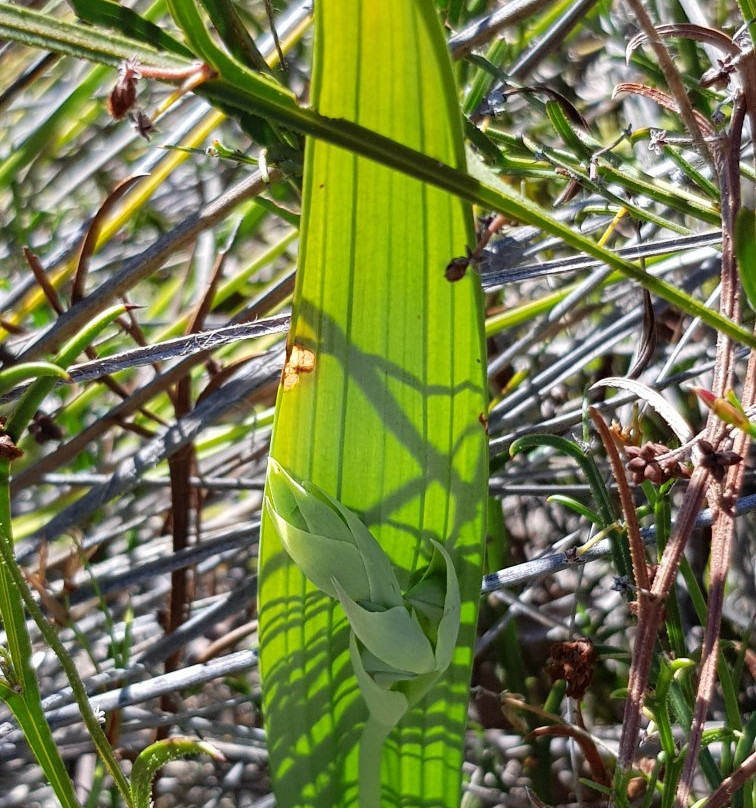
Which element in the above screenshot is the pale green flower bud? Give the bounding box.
[265,459,402,607]
[265,461,462,723]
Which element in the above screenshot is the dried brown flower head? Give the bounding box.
[625,442,688,485]
[0,433,24,461]
[609,419,634,447]
[697,439,742,482]
[700,57,736,90]
[546,638,597,699]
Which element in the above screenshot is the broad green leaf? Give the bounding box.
[258,2,488,808]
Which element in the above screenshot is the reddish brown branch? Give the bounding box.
[614,11,752,787]
[23,248,64,316]
[675,351,755,808]
[615,462,712,770]
[697,751,756,808]
[589,407,650,593]
[673,91,750,806]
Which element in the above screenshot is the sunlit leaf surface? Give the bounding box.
[258,2,488,806]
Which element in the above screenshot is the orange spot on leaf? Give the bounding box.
[282,344,316,391]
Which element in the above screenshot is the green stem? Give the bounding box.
[510,434,632,579]
[5,304,128,441]
[0,363,69,398]
[0,460,82,808]
[358,716,393,808]
[0,461,133,805]
[1,314,135,808]
[204,71,756,346]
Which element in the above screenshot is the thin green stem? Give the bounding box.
[0,459,82,808]
[358,717,393,808]
[5,304,128,442]
[0,461,133,805]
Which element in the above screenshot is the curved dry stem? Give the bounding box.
[621,0,716,165]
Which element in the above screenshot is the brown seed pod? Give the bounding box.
[624,442,687,485]
[107,58,141,120]
[0,433,24,461]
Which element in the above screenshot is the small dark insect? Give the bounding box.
[445,255,469,282]
[28,412,63,444]
[611,575,632,594]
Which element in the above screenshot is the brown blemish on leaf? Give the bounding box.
[282,344,316,391]
[478,413,489,434]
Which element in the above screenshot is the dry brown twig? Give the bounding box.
[589,407,650,597]
[675,349,754,807]
[622,0,716,166]
[672,86,754,808]
[612,6,753,804]
[697,751,756,808]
